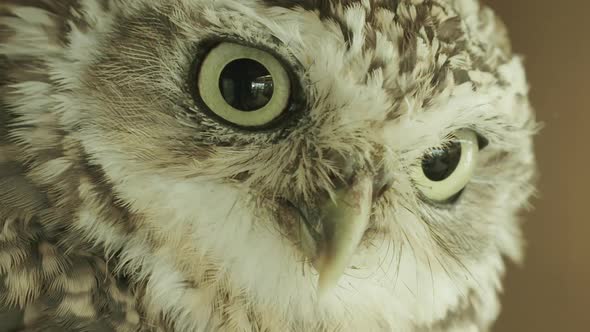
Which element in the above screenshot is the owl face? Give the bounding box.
[2,0,536,330]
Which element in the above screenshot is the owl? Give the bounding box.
[0,0,536,331]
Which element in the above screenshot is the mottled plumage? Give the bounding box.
[0,0,536,331]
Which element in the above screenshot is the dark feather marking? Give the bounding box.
[0,305,24,331]
[437,16,464,43]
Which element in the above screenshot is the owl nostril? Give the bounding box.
[326,149,392,200]
[373,180,392,200]
[372,161,392,200]
[327,166,392,201]
[334,172,391,201]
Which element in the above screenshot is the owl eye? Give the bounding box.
[195,43,291,128]
[411,129,481,203]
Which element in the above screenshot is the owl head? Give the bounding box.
[2,0,536,330]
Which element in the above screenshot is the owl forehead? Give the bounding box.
[158,0,499,119]
[184,0,479,81]
[69,0,519,161]
[188,0,504,133]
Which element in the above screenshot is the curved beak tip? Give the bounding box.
[313,175,374,301]
[315,255,343,300]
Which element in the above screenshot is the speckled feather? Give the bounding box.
[0,0,536,331]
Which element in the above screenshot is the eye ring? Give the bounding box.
[195,42,291,128]
[411,129,479,203]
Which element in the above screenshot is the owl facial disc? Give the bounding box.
[313,175,373,298]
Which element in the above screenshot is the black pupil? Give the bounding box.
[421,142,462,181]
[219,59,274,112]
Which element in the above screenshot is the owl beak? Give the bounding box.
[313,174,373,298]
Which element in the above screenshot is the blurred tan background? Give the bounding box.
[487,1,590,331]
